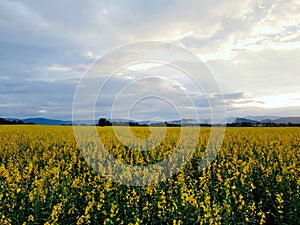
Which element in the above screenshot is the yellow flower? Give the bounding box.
[276,175,282,183]
[276,193,284,204]
[27,215,34,222]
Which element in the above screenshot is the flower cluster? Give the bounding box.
[0,126,299,224]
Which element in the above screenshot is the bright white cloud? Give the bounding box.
[254,93,300,108]
[46,64,73,71]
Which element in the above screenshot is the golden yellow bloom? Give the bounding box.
[0,126,299,224]
[27,215,34,222]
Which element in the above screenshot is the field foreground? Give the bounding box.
[0,126,299,224]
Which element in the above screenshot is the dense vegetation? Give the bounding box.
[0,126,299,224]
[0,118,28,125]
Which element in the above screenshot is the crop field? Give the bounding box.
[0,125,299,225]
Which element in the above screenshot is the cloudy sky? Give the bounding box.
[0,0,299,121]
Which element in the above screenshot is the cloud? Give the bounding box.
[208,48,300,93]
[46,64,73,72]
[0,0,299,119]
[0,76,77,119]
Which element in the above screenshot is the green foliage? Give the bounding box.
[0,126,299,224]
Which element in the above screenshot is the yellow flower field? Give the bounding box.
[0,125,299,224]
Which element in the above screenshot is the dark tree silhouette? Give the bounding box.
[97,118,112,126]
[0,118,25,124]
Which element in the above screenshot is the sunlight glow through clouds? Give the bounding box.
[0,0,299,119]
[259,93,300,108]
[126,62,161,71]
[233,93,300,109]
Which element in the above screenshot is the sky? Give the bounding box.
[0,0,299,121]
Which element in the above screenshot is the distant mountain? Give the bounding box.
[246,116,280,122]
[234,118,259,124]
[5,118,22,122]
[22,118,72,125]
[269,117,300,124]
[3,116,300,126]
[138,120,152,125]
[170,119,199,125]
[169,118,226,125]
[226,117,238,124]
[260,119,272,123]
[72,120,97,125]
[109,118,137,123]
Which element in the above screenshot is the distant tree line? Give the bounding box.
[97,118,182,127]
[97,118,213,127]
[97,118,147,127]
[226,122,300,127]
[111,121,147,127]
[97,117,300,127]
[0,118,34,125]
